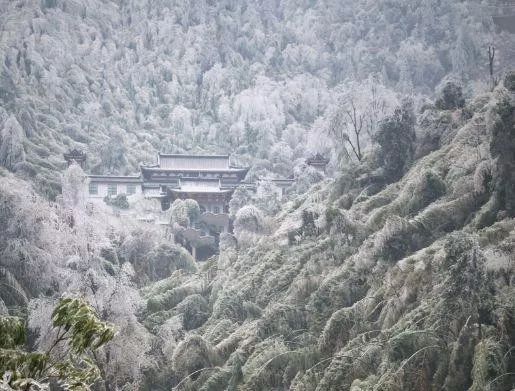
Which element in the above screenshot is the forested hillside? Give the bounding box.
[135,74,515,390]
[0,0,508,197]
[0,0,514,390]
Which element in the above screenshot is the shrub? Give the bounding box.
[199,368,232,391]
[307,273,369,330]
[234,205,264,234]
[119,229,156,275]
[504,70,515,92]
[318,307,355,354]
[241,339,291,389]
[258,304,307,339]
[406,170,446,215]
[373,99,416,183]
[204,319,237,345]
[176,294,209,330]
[229,186,252,218]
[148,243,196,280]
[147,285,199,313]
[435,81,465,110]
[469,338,505,391]
[170,198,201,227]
[490,97,515,216]
[103,194,129,209]
[473,160,493,196]
[141,272,184,298]
[212,290,247,323]
[374,216,427,263]
[100,246,119,264]
[171,335,219,378]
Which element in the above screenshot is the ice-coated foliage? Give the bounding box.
[171,335,219,378]
[372,99,417,183]
[0,1,514,390]
[0,298,114,390]
[61,162,88,209]
[170,198,201,228]
[0,0,507,199]
[234,205,264,234]
[103,193,130,209]
[134,86,514,390]
[229,186,253,218]
[233,205,266,247]
[148,243,197,280]
[0,116,25,171]
[435,81,466,110]
[176,294,209,330]
[0,172,156,389]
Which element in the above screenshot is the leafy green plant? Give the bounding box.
[103,194,129,209]
[0,298,114,390]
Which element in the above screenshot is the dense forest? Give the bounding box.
[0,0,514,390]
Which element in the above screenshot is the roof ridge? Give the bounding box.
[158,153,230,158]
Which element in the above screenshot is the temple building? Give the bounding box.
[83,153,249,212]
[70,150,326,260]
[141,154,250,260]
[140,153,249,213]
[80,152,249,261]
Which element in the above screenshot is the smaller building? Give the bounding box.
[87,175,142,201]
[306,153,329,173]
[491,0,515,33]
[64,149,87,169]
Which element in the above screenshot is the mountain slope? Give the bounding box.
[139,77,515,390]
[0,1,514,390]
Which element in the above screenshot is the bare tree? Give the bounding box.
[488,45,498,91]
[327,97,365,161]
[368,83,388,137]
[327,80,392,163]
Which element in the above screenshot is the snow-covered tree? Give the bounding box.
[0,116,25,171]
[170,199,201,228]
[234,205,265,234]
[61,163,88,209]
[327,79,397,162]
[229,186,252,218]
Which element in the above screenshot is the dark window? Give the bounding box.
[214,206,220,214]
[107,183,117,196]
[127,184,136,195]
[89,182,98,195]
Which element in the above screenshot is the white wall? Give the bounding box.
[87,182,142,201]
